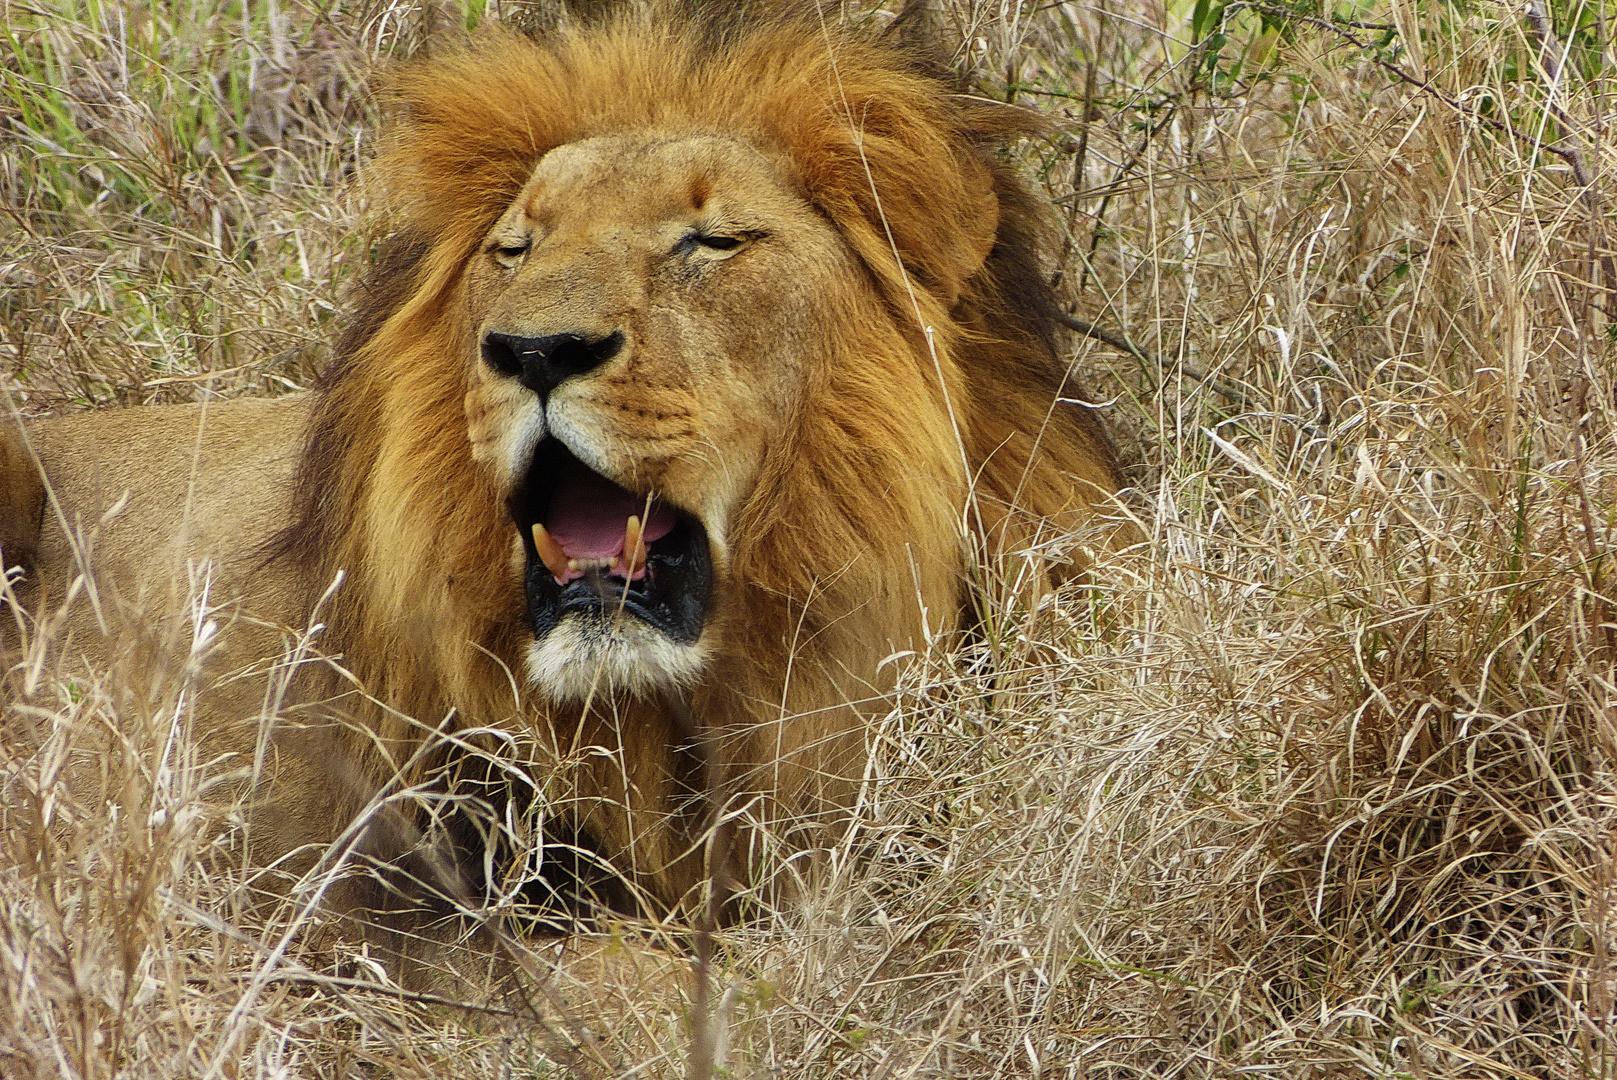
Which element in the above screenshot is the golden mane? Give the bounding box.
[276,3,1126,912]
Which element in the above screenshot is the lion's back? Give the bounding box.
[23,396,310,658]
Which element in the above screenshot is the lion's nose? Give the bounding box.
[481,330,625,398]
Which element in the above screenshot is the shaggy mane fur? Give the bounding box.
[277,1,1126,916]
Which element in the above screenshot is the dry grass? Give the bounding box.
[6,0,1617,1075]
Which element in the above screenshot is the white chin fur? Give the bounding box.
[526,615,709,701]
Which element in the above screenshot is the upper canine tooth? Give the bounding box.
[532,522,570,583]
[625,515,647,576]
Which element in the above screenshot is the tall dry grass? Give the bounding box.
[5,0,1617,1076]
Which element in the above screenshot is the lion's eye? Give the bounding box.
[681,231,751,256]
[491,239,531,267]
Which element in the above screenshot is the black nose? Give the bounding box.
[481,330,625,398]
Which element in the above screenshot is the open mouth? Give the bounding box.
[508,440,712,644]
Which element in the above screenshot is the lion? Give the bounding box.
[4,4,1127,924]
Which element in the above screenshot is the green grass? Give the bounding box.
[1,0,372,406]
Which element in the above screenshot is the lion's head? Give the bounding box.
[465,129,907,699]
[282,4,1126,912]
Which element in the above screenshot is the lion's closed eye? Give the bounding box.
[679,230,755,256]
[490,238,531,268]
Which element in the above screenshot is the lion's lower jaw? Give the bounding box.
[525,616,711,701]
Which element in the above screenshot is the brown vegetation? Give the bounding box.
[4,1,1616,1077]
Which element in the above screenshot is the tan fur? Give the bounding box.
[8,6,1128,920]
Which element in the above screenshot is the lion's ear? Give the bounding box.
[936,100,1053,304]
[899,151,998,308]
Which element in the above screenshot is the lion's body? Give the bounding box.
[29,400,303,617]
[0,425,43,576]
[5,5,1127,920]
[14,400,359,867]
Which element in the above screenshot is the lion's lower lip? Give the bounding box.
[508,440,712,644]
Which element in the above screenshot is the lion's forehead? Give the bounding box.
[521,132,794,224]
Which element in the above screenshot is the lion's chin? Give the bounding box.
[526,616,711,701]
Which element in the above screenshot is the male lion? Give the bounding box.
[4,5,1126,923]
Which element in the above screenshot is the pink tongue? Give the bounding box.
[546,470,677,559]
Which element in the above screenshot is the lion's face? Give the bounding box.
[461,133,857,700]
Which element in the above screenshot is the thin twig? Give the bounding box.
[681,685,734,1080]
[1524,0,1600,196]
[1076,104,1179,296]
[188,972,517,1018]
[1060,312,1247,405]
[1523,0,1615,299]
